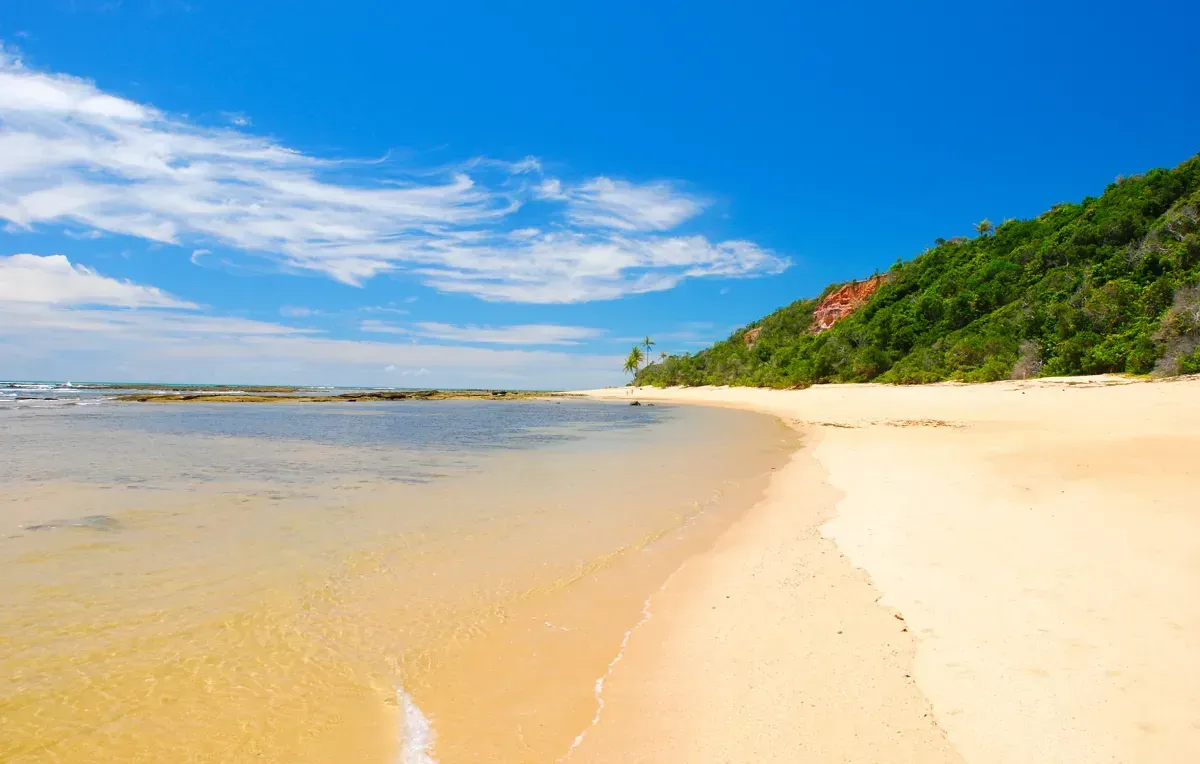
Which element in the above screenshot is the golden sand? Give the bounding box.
[577,376,1200,763]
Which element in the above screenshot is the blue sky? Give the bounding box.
[1,0,1197,388]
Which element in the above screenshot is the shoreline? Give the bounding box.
[566,423,960,762]
[573,376,1200,763]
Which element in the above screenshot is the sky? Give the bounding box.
[1,1,1197,389]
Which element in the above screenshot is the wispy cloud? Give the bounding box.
[559,177,707,231]
[358,319,409,335]
[414,234,783,303]
[366,321,607,346]
[279,305,318,317]
[616,321,732,351]
[361,304,410,316]
[0,49,788,303]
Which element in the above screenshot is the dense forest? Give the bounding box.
[636,153,1200,387]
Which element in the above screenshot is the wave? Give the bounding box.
[397,688,436,764]
[0,397,106,408]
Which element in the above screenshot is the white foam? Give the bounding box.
[397,688,437,764]
[561,592,657,760]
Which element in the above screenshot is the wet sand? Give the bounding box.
[576,376,1200,763]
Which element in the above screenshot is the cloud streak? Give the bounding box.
[0,48,788,303]
[361,320,604,346]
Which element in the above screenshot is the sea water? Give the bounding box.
[0,396,795,763]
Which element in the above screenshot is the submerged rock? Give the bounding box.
[23,514,121,532]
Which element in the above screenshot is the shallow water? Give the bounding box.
[0,397,796,762]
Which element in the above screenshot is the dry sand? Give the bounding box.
[571,376,1200,763]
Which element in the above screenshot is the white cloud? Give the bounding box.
[0,256,622,388]
[222,111,250,127]
[0,50,788,303]
[401,321,605,346]
[0,253,195,307]
[535,178,566,200]
[384,364,396,372]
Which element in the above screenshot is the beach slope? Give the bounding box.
[573,376,1200,763]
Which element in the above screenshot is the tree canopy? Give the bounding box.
[624,345,645,378]
[637,153,1200,388]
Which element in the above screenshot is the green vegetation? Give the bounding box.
[641,336,656,363]
[637,154,1200,387]
[624,345,645,379]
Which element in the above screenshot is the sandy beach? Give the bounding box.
[573,376,1200,763]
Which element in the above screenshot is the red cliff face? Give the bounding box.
[811,275,884,333]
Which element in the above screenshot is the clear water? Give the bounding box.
[0,395,669,485]
[0,395,795,763]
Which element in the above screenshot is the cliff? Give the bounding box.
[810,276,885,333]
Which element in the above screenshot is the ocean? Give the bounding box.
[0,387,796,762]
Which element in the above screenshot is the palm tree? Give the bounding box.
[624,345,644,383]
[642,336,656,365]
[659,352,668,363]
[975,218,993,237]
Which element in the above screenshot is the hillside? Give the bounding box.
[636,154,1200,387]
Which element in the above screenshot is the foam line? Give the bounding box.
[397,688,437,764]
